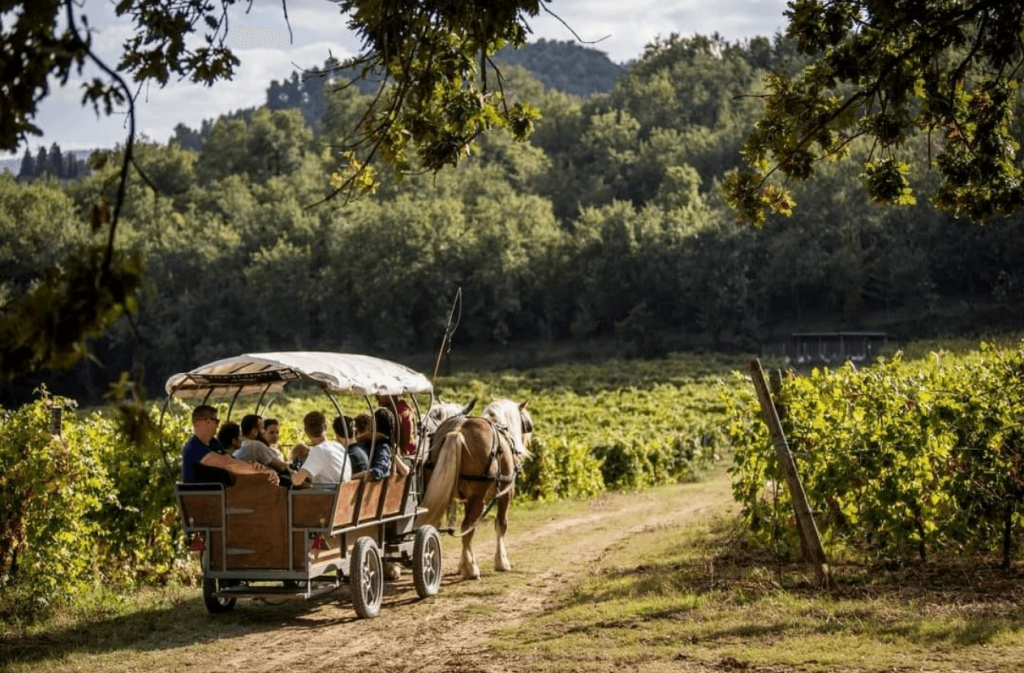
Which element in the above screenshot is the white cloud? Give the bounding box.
[8,0,790,155]
[527,0,789,62]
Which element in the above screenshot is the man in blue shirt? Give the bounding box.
[181,405,279,486]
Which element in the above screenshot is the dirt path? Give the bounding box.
[58,471,735,673]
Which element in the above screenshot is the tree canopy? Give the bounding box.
[1,0,545,191]
[725,0,1024,225]
[6,32,1024,407]
[0,0,549,379]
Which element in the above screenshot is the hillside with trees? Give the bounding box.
[3,33,1024,404]
[170,40,623,152]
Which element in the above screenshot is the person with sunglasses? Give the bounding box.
[181,405,279,486]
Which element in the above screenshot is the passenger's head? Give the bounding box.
[373,408,395,442]
[353,413,373,436]
[191,405,220,441]
[263,418,280,446]
[217,421,242,451]
[303,410,327,439]
[332,415,354,439]
[240,414,262,439]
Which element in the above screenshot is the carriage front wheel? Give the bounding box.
[413,525,442,598]
[202,578,237,614]
[350,537,383,618]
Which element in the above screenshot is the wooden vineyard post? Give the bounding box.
[748,359,832,588]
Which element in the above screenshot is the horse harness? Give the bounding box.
[459,419,521,486]
[424,416,522,487]
[423,414,526,537]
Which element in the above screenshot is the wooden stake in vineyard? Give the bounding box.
[748,359,833,588]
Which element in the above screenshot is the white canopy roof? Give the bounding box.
[164,351,433,398]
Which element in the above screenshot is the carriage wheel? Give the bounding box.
[413,525,443,599]
[202,578,237,614]
[350,537,383,619]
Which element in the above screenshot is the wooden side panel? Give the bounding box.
[381,472,407,516]
[333,480,361,527]
[179,493,222,529]
[209,531,224,571]
[358,480,383,522]
[292,492,335,528]
[224,474,289,569]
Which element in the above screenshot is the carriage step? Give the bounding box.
[214,583,341,600]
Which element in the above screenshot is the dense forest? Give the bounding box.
[4,34,1024,404]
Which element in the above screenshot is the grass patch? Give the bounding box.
[497,513,1024,672]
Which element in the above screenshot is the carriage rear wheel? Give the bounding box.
[350,537,383,618]
[412,525,442,598]
[202,578,237,614]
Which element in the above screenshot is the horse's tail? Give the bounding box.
[418,428,464,528]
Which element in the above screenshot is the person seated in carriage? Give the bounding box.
[290,410,351,488]
[333,414,369,474]
[350,408,397,481]
[181,405,279,486]
[216,421,243,454]
[233,414,292,475]
[262,417,281,451]
[375,393,417,457]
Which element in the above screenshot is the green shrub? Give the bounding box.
[1,391,194,623]
[727,344,1024,563]
[519,437,604,501]
[593,440,651,491]
[1,390,111,621]
[93,400,193,585]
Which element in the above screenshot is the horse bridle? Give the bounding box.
[521,414,533,435]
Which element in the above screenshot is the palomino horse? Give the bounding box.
[417,399,532,579]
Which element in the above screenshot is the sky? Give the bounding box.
[8,0,791,158]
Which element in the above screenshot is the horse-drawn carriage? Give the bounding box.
[163,351,443,618]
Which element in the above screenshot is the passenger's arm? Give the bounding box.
[292,468,312,486]
[201,451,279,484]
[252,441,291,473]
[367,442,391,481]
[267,456,292,473]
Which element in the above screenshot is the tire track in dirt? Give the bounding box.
[169,475,734,673]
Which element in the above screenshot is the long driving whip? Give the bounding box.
[432,287,463,385]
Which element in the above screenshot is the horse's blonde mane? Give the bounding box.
[482,399,531,457]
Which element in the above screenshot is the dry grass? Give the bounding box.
[495,501,1024,673]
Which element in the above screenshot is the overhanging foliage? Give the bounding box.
[725,0,1024,225]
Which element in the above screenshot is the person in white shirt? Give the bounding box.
[291,410,351,486]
